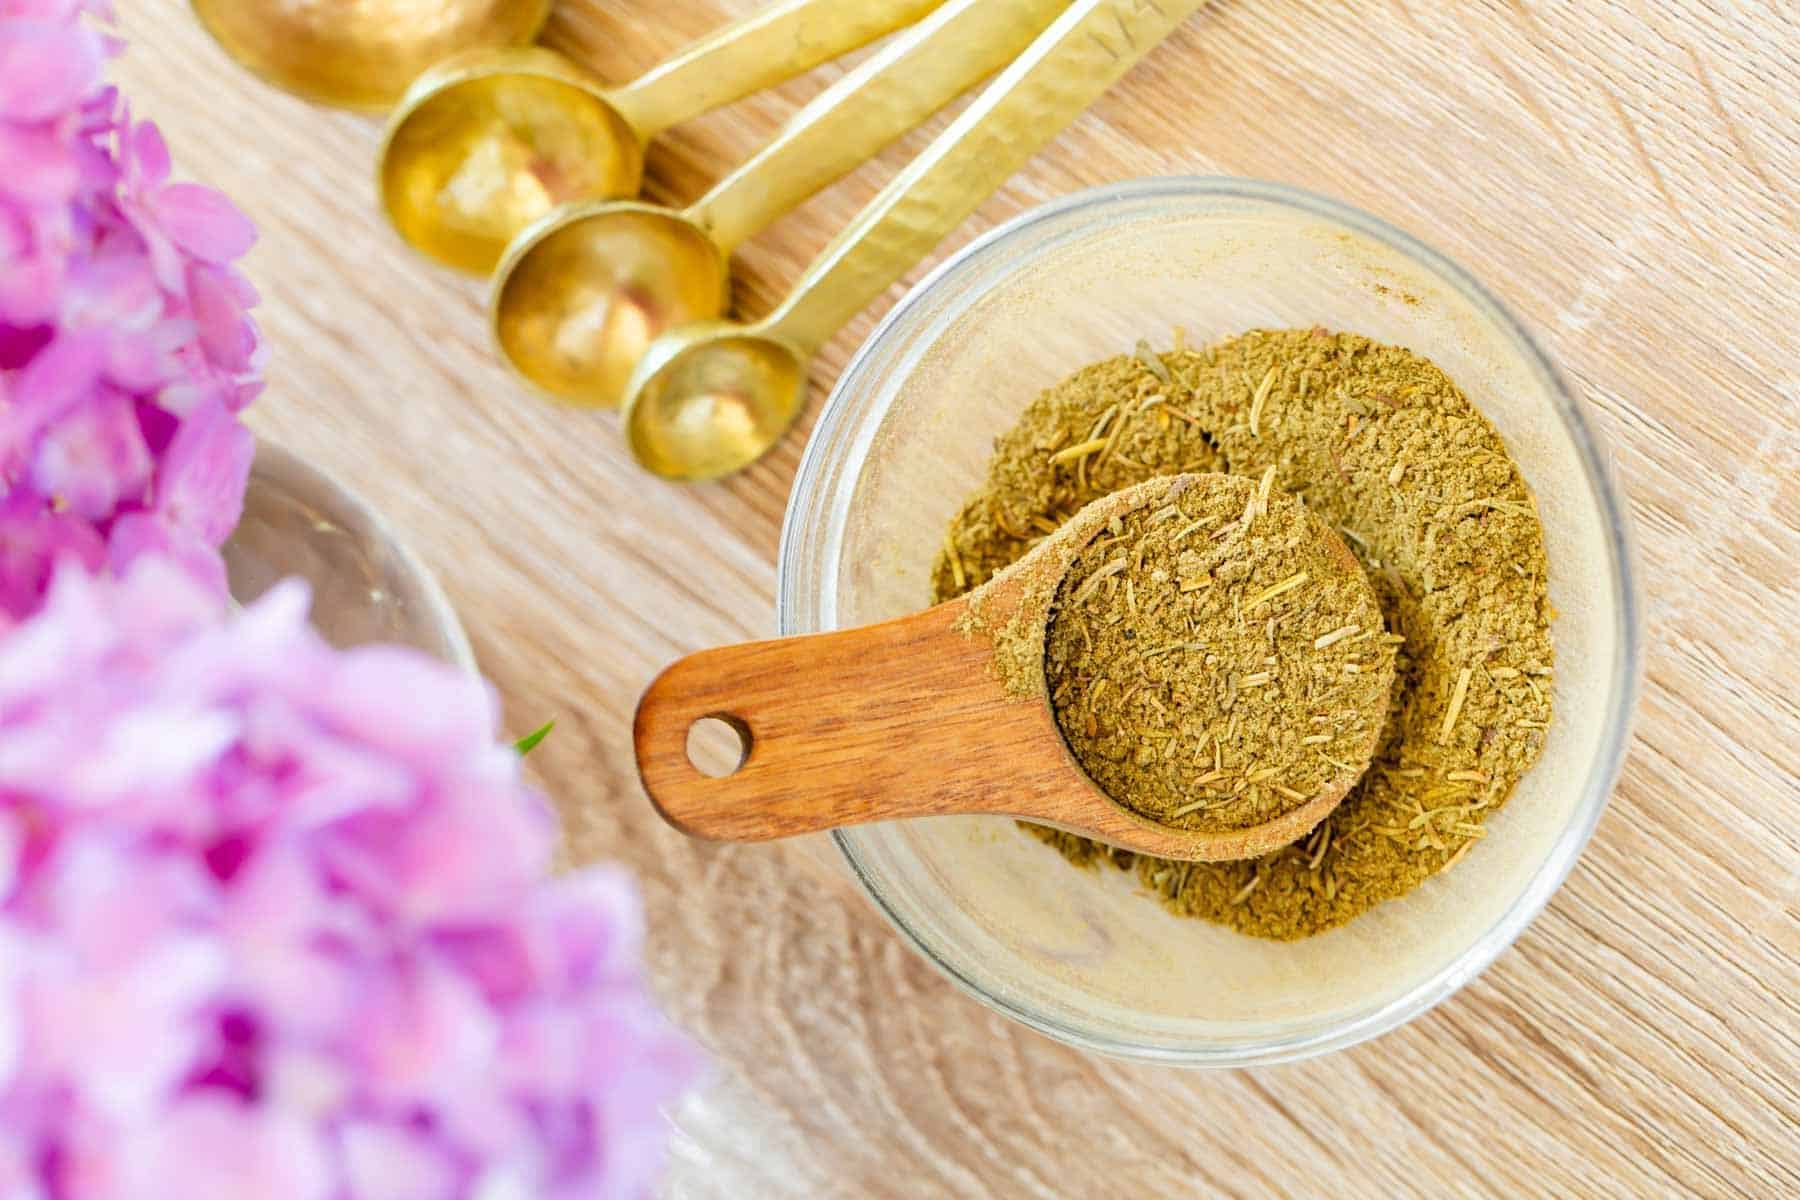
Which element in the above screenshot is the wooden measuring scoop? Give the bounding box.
[635,475,1383,862]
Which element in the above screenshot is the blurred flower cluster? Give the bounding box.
[1,0,262,629]
[0,561,698,1199]
[0,7,699,1197]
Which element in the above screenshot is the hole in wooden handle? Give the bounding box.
[685,714,752,778]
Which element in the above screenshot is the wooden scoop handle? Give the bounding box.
[633,602,1057,842]
[633,592,1342,861]
[633,476,1356,861]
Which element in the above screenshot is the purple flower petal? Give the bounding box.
[28,386,152,518]
[0,21,100,121]
[0,255,61,326]
[153,396,252,544]
[125,117,169,188]
[0,124,80,205]
[119,1097,333,1200]
[100,325,177,392]
[122,195,188,294]
[106,511,228,598]
[187,262,257,372]
[1,330,105,484]
[0,493,105,623]
[63,248,163,333]
[0,14,695,1192]
[430,923,539,1008]
[155,183,256,265]
[0,14,263,620]
[11,327,102,420]
[340,1120,461,1200]
[319,645,501,764]
[0,558,702,1195]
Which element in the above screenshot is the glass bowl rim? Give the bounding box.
[776,176,1643,1066]
[244,439,479,674]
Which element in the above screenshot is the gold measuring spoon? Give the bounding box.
[620,0,1204,482]
[491,0,1068,409]
[192,0,549,111]
[378,0,946,273]
[635,475,1388,862]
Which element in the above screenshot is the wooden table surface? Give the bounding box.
[124,2,1796,1195]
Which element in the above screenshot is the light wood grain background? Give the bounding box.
[123,2,1797,1196]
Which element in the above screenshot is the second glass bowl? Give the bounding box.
[779,179,1639,1066]
[226,442,474,669]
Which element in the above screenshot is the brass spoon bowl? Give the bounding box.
[378,0,945,274]
[192,0,549,112]
[493,199,728,411]
[635,476,1389,862]
[619,0,1207,481]
[490,0,1066,409]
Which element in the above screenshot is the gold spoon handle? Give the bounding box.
[604,0,948,139]
[694,0,1071,254]
[760,0,1203,355]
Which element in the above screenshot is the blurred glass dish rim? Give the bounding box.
[777,176,1642,1066]
[227,440,476,672]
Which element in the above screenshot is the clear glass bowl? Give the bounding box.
[778,178,1640,1066]
[225,442,475,670]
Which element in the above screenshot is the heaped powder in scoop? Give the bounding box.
[1044,472,1393,835]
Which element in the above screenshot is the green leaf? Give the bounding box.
[514,720,555,756]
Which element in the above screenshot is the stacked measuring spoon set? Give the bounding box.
[194,0,1205,480]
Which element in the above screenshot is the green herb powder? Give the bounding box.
[1044,472,1393,834]
[931,329,1555,940]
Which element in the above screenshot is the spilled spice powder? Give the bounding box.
[931,329,1554,940]
[1044,472,1393,834]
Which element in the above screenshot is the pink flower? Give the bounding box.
[0,3,261,623]
[28,387,150,517]
[0,18,102,123]
[0,491,104,625]
[117,120,255,294]
[149,395,252,541]
[118,1097,333,1200]
[0,561,702,1198]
